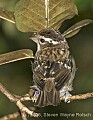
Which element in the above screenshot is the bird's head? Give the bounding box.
[31,29,68,50]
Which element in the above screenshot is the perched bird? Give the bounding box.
[31,29,76,107]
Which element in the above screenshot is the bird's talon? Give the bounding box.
[64,92,72,103]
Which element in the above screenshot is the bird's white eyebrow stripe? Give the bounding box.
[41,36,59,45]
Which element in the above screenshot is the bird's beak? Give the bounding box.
[31,35,38,43]
[30,33,40,43]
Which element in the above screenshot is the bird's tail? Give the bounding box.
[35,83,60,107]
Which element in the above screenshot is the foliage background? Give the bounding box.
[0,0,93,120]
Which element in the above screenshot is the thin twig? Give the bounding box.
[0,112,20,120]
[0,83,39,120]
[0,83,17,102]
[21,111,27,120]
[60,92,93,101]
[0,82,93,120]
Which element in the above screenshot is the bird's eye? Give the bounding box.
[40,38,45,43]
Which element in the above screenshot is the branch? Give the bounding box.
[20,111,27,120]
[60,92,93,101]
[0,83,39,120]
[0,112,20,120]
[0,82,93,120]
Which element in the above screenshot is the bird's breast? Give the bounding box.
[35,45,70,66]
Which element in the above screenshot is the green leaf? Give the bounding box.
[0,8,15,23]
[0,49,34,66]
[63,19,93,38]
[14,0,78,32]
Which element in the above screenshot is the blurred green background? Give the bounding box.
[0,0,93,120]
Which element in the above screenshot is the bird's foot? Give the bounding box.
[60,90,72,103]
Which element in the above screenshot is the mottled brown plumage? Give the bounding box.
[32,29,76,107]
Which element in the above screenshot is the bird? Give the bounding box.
[31,28,76,107]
